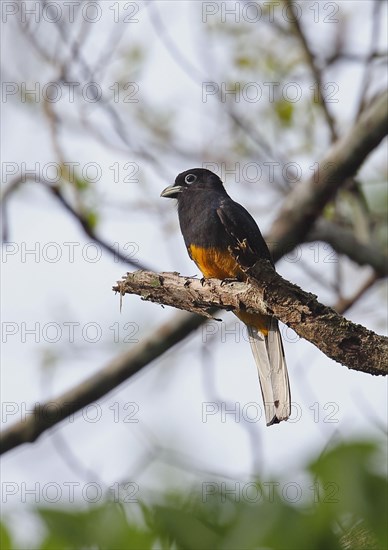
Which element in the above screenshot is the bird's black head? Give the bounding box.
[160,168,224,199]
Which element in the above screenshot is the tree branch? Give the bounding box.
[269,91,388,258]
[5,257,385,456]
[113,268,387,377]
[2,72,386,458]
[285,0,337,141]
[1,175,150,270]
[305,219,388,277]
[0,311,205,456]
[333,272,380,315]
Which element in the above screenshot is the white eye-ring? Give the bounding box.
[185,174,197,184]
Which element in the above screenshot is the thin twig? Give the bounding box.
[355,0,383,118]
[285,0,337,141]
[269,91,388,258]
[334,273,380,315]
[1,174,150,270]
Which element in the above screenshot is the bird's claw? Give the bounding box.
[220,277,239,286]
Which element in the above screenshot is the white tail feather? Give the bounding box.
[248,321,291,426]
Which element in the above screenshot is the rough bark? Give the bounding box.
[113,267,387,376]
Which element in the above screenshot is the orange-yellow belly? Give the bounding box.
[189,244,269,335]
[189,244,242,279]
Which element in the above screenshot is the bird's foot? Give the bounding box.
[220,277,239,286]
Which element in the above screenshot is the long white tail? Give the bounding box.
[247,319,291,426]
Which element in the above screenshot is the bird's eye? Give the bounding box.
[185,174,197,184]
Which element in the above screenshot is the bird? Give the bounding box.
[161,168,290,426]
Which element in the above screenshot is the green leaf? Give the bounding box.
[85,210,99,230]
[309,441,388,547]
[275,99,294,126]
[39,504,154,550]
[153,505,220,550]
[0,522,11,550]
[15,439,386,550]
[73,176,90,191]
[234,56,256,69]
